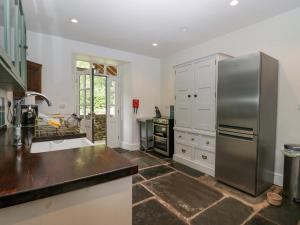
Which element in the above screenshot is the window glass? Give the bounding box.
[76,60,90,70]
[107,65,117,76]
[94,63,105,74]
[85,75,90,88]
[79,90,85,105]
[80,75,85,89]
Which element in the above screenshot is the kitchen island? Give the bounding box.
[0,128,138,225]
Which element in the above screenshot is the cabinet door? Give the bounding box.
[1,0,11,55]
[175,64,194,128]
[0,0,5,51]
[9,0,17,66]
[192,59,216,131]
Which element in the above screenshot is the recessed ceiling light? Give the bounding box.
[181,27,188,32]
[71,18,79,23]
[152,43,158,47]
[230,0,239,6]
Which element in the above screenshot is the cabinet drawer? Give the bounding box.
[175,143,192,159]
[175,131,187,143]
[200,135,215,152]
[186,133,199,145]
[194,148,215,166]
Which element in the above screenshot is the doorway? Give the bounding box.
[76,60,120,148]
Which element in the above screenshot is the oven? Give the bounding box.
[153,117,174,157]
[154,123,168,138]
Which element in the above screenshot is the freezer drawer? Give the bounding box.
[215,131,258,195]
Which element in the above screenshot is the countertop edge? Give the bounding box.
[0,164,138,209]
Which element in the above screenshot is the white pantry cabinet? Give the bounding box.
[173,53,231,176]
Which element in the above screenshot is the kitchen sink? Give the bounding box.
[31,138,94,153]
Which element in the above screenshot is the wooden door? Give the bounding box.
[192,59,216,131]
[174,64,194,128]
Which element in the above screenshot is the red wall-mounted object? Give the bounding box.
[132,99,139,113]
[132,99,139,109]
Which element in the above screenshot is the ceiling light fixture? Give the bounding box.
[152,43,158,47]
[71,18,79,23]
[181,27,188,32]
[230,0,239,6]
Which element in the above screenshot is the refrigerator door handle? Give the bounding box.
[218,125,254,135]
[218,130,255,141]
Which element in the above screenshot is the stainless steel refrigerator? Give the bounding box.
[216,52,278,196]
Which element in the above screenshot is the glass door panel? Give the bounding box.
[0,0,5,51]
[107,76,119,148]
[93,75,107,144]
[77,69,93,142]
[9,0,17,66]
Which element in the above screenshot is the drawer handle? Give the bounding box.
[202,155,207,160]
[182,149,186,153]
[191,138,194,141]
[206,141,210,145]
[179,135,182,138]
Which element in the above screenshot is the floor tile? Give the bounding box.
[139,165,174,179]
[245,215,277,225]
[133,199,187,225]
[146,150,167,159]
[132,155,165,170]
[121,150,147,160]
[191,197,253,225]
[259,199,300,225]
[144,172,223,217]
[214,181,267,205]
[133,174,145,184]
[132,184,153,204]
[169,162,204,178]
[113,148,129,154]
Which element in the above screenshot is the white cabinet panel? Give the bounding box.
[173,54,231,177]
[175,64,194,128]
[175,143,193,160]
[174,131,187,143]
[193,59,216,131]
[194,147,215,167]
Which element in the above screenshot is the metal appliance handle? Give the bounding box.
[154,124,168,128]
[218,130,254,141]
[218,125,254,135]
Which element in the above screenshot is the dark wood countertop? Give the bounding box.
[0,128,138,208]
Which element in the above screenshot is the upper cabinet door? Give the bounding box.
[192,59,216,131]
[0,0,5,51]
[175,64,194,128]
[10,0,17,65]
[1,0,12,56]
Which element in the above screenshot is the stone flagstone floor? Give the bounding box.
[113,148,300,225]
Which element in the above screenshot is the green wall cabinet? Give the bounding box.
[0,0,27,91]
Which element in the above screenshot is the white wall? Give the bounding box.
[160,7,300,186]
[27,31,161,150]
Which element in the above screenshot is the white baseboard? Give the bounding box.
[173,154,215,177]
[121,142,139,151]
[274,172,283,186]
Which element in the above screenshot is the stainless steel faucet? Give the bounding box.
[14,91,52,147]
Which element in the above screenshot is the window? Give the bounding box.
[93,63,105,74]
[76,60,118,117]
[79,73,91,116]
[76,60,90,70]
[107,65,117,76]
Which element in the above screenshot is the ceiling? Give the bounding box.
[23,0,300,58]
